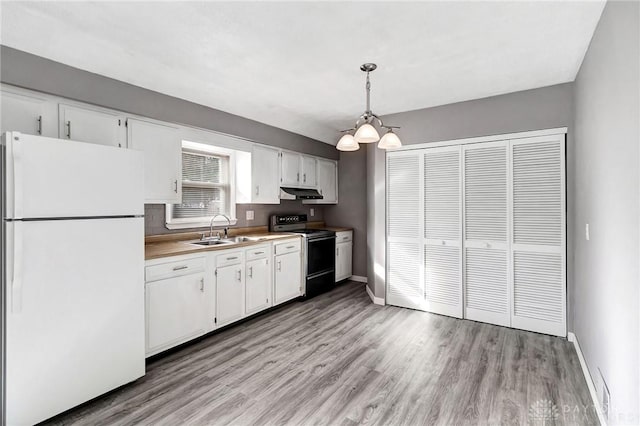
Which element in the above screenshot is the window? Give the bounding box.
[166,141,237,229]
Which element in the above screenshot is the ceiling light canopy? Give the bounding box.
[337,63,402,151]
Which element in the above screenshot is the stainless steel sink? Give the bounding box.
[222,236,265,243]
[190,235,266,247]
[191,239,233,246]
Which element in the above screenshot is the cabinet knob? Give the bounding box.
[37,115,42,135]
[66,121,71,139]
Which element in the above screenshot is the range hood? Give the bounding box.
[280,187,323,200]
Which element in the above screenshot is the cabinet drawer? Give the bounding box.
[246,244,270,261]
[274,238,301,255]
[336,230,353,243]
[146,257,205,282]
[216,250,244,268]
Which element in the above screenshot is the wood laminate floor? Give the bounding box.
[46,281,598,426]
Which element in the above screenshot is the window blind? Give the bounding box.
[172,150,228,219]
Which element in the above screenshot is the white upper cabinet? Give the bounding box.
[301,155,317,187]
[280,151,301,186]
[304,159,337,204]
[127,118,182,204]
[281,152,319,188]
[1,89,55,137]
[253,145,281,203]
[236,144,281,204]
[59,104,125,148]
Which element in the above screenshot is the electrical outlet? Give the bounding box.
[310,208,315,217]
[246,210,254,221]
[585,223,590,241]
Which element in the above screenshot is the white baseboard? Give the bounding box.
[365,284,385,305]
[350,275,367,283]
[568,332,607,425]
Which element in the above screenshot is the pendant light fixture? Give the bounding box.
[336,63,402,151]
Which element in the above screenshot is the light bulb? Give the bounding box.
[354,123,380,143]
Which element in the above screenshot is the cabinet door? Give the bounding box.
[1,90,50,136]
[463,141,510,327]
[59,104,124,147]
[127,118,182,204]
[252,145,281,204]
[313,159,338,204]
[301,156,317,187]
[146,272,207,355]
[216,264,245,326]
[336,241,352,282]
[274,251,301,304]
[245,258,271,315]
[281,151,301,186]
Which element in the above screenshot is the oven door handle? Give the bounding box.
[307,236,336,243]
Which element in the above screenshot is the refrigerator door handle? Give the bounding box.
[12,221,24,313]
[11,132,24,218]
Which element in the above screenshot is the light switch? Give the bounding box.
[246,210,254,221]
[310,208,315,217]
[585,223,590,241]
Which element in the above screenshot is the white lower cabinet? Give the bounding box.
[215,251,245,327]
[145,256,208,356]
[245,245,272,315]
[336,230,353,282]
[274,240,303,304]
[145,238,302,356]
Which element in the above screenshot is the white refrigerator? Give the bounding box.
[1,132,146,425]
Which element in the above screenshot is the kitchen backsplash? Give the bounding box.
[144,201,325,236]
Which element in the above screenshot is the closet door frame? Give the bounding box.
[461,140,512,328]
[509,134,567,336]
[385,150,425,311]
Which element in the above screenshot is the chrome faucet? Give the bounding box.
[209,214,231,239]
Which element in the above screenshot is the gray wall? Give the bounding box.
[145,201,325,236]
[324,148,367,277]
[573,1,639,423]
[0,45,339,160]
[367,83,575,310]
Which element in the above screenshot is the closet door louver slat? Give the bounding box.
[424,146,462,317]
[510,135,566,336]
[386,152,424,310]
[463,141,511,327]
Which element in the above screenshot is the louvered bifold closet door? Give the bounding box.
[510,135,566,336]
[463,141,510,327]
[386,151,424,310]
[423,146,462,318]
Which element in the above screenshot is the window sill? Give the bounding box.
[165,218,238,230]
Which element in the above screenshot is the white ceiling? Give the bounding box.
[0,1,605,144]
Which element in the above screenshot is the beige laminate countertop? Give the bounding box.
[145,233,301,260]
[322,226,353,232]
